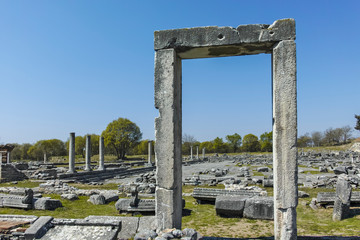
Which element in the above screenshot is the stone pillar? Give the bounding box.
[190,146,193,160]
[6,152,10,164]
[98,137,105,171]
[196,146,199,159]
[84,135,92,172]
[43,153,47,163]
[333,178,352,221]
[272,40,297,240]
[68,132,76,173]
[148,141,153,165]
[154,49,182,230]
[0,153,2,164]
[202,148,205,160]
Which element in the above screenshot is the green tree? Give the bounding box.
[225,133,242,153]
[75,136,86,157]
[297,134,312,148]
[260,131,272,152]
[212,137,228,153]
[242,134,261,152]
[131,140,154,155]
[28,139,66,161]
[102,117,142,159]
[90,134,100,156]
[199,141,213,153]
[355,115,360,132]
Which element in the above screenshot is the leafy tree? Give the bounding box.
[90,134,100,156]
[260,131,272,152]
[242,134,261,152]
[212,137,228,153]
[311,131,323,147]
[102,117,142,159]
[225,133,242,153]
[355,115,360,132]
[131,140,154,155]
[74,136,86,157]
[199,141,213,153]
[297,134,312,148]
[12,143,33,160]
[28,139,66,161]
[323,128,343,145]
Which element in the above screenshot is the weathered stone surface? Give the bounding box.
[24,216,53,240]
[334,166,347,175]
[61,193,78,201]
[86,215,138,240]
[298,191,310,198]
[34,198,63,210]
[193,187,264,203]
[40,218,121,240]
[272,39,297,239]
[154,19,295,59]
[154,48,182,230]
[102,191,119,203]
[215,195,246,217]
[68,133,76,174]
[243,197,274,220]
[333,178,352,221]
[154,19,297,237]
[134,229,157,240]
[84,135,92,172]
[156,188,182,230]
[89,194,106,205]
[257,167,270,172]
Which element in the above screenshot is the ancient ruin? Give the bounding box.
[154,18,297,239]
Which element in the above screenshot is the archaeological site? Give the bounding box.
[1,18,360,240]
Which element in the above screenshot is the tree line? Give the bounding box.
[181,131,273,155]
[10,114,360,160]
[297,125,355,148]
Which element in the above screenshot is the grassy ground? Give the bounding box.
[0,181,360,237]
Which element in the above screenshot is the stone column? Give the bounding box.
[148,141,153,165]
[43,153,47,163]
[6,152,10,164]
[84,135,92,171]
[154,49,182,230]
[0,153,2,164]
[190,146,193,160]
[68,132,76,173]
[202,148,205,159]
[272,40,297,240]
[196,146,199,159]
[98,137,105,171]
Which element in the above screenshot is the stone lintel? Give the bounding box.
[154,19,295,59]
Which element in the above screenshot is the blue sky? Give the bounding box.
[0,1,359,144]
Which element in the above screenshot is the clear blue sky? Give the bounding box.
[0,1,359,144]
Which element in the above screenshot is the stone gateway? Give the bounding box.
[154,19,297,240]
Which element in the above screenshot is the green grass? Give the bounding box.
[0,195,119,219]
[1,182,360,237]
[0,180,41,188]
[68,183,119,190]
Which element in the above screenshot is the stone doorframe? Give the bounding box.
[154,19,297,240]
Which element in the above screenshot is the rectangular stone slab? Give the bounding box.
[193,188,264,203]
[154,19,295,59]
[317,191,360,205]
